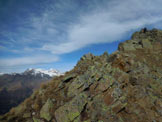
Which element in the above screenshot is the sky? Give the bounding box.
[0,0,162,73]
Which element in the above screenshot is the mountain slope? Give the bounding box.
[0,28,162,122]
[0,68,61,115]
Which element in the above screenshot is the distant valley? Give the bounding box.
[0,68,61,115]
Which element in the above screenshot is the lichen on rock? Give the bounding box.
[55,93,88,122]
[40,98,54,121]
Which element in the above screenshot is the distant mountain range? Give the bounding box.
[0,68,61,115]
[0,68,61,77]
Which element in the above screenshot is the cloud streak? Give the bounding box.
[0,55,59,67]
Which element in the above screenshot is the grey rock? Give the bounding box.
[40,99,54,121]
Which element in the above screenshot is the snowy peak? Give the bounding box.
[23,68,62,77]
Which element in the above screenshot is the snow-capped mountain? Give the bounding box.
[0,68,62,77]
[23,68,62,77]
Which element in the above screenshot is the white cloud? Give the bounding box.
[0,55,59,67]
[41,0,162,54]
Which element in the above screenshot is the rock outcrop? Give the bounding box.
[0,28,162,122]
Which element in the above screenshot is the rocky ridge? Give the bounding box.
[0,28,162,122]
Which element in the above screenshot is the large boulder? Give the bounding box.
[55,93,88,122]
[40,99,54,121]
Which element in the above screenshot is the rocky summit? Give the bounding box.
[0,28,162,122]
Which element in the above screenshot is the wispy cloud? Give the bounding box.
[0,55,59,67]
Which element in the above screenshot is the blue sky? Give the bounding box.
[0,0,162,73]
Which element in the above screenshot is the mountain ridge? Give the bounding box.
[1,68,62,77]
[0,28,162,122]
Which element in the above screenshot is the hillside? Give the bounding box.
[0,28,162,122]
[0,68,61,115]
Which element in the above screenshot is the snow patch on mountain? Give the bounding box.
[0,68,62,77]
[24,68,62,77]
